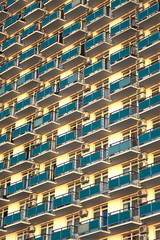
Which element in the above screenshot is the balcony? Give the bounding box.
[31,141,57,164]
[80,149,110,174]
[36,85,61,108]
[24,2,46,24]
[138,32,160,58]
[140,199,160,224]
[0,5,9,23]
[137,2,160,30]
[28,202,54,225]
[139,93,160,119]
[139,162,160,188]
[40,35,64,57]
[86,7,112,32]
[78,217,109,240]
[0,26,7,42]
[6,0,32,14]
[84,59,111,84]
[15,96,37,119]
[20,48,42,69]
[109,106,138,133]
[55,160,82,185]
[80,182,109,207]
[59,72,84,97]
[0,107,17,128]
[12,122,35,145]
[82,88,110,113]
[51,226,76,240]
[64,0,89,21]
[139,127,160,153]
[58,100,82,125]
[108,207,141,234]
[42,10,66,34]
[108,138,139,165]
[63,21,87,46]
[4,210,29,233]
[81,118,110,143]
[109,171,140,199]
[110,75,138,102]
[38,59,63,82]
[110,46,137,73]
[17,72,40,93]
[0,188,9,207]
[0,59,21,79]
[9,151,33,173]
[5,14,25,35]
[85,32,112,58]
[43,0,66,11]
[0,160,12,179]
[53,192,81,217]
[34,112,59,134]
[89,0,107,7]
[6,180,31,202]
[22,24,44,46]
[56,130,83,155]
[0,82,19,103]
[138,61,160,88]
[111,18,137,44]
[2,36,23,57]
[29,170,56,193]
[111,0,138,18]
[0,133,15,153]
[61,46,86,70]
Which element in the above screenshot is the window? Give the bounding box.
[151,85,160,96]
[122,196,138,216]
[17,231,27,240]
[153,117,160,129]
[155,188,160,200]
[68,181,80,200]
[67,214,79,233]
[155,224,160,239]
[123,230,139,240]
[41,222,54,240]
[154,152,160,164]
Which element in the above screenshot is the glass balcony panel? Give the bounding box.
[82,119,102,135]
[10,152,27,166]
[58,102,76,116]
[80,184,100,199]
[109,139,130,156]
[53,194,72,208]
[12,123,30,138]
[7,0,15,6]
[111,0,127,9]
[108,210,130,225]
[19,48,35,62]
[22,24,37,38]
[140,203,151,216]
[56,131,75,146]
[36,86,53,101]
[5,14,19,28]
[0,134,7,144]
[139,127,160,144]
[32,142,50,156]
[140,163,160,180]
[40,35,57,50]
[15,97,31,112]
[139,132,150,144]
[109,107,130,123]
[150,93,160,105]
[38,60,55,75]
[86,7,104,24]
[28,203,46,217]
[4,212,21,225]
[110,47,130,64]
[34,113,52,128]
[29,171,48,186]
[139,99,150,111]
[84,60,103,77]
[17,72,33,86]
[7,181,24,195]
[60,73,78,89]
[138,32,159,50]
[0,83,12,96]
[2,36,17,50]
[63,22,80,37]
[80,151,101,166]
[0,108,10,119]
[110,76,131,93]
[85,33,104,50]
[61,47,79,62]
[83,89,102,105]
[24,2,39,16]
[0,161,4,170]
[51,228,71,240]
[109,174,130,189]
[42,11,58,26]
[111,19,130,36]
[0,60,15,73]
[54,161,74,176]
[137,3,159,21]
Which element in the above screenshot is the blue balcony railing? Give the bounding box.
[85,32,109,50]
[7,0,16,6]
[2,36,18,50]
[0,59,15,73]
[86,7,109,24]
[6,180,28,195]
[61,47,79,63]
[139,162,160,180]
[138,61,160,79]
[139,93,160,112]
[19,48,37,62]
[38,60,55,75]
[42,11,58,26]
[53,192,76,209]
[110,46,135,64]
[12,123,32,138]
[80,149,108,167]
[15,97,32,112]
[51,226,74,240]
[59,73,80,89]
[29,170,53,186]
[140,199,160,217]
[4,210,26,226]
[17,72,34,87]
[111,0,129,10]
[32,141,53,157]
[82,118,108,136]
[24,2,39,16]
[0,133,12,145]
[80,182,108,200]
[84,59,109,77]
[36,85,54,101]
[138,32,160,50]
[137,3,159,22]
[34,112,57,129]
[110,75,136,93]
[109,171,138,190]
[56,131,78,146]
[21,24,37,38]
[139,127,160,145]
[28,202,52,218]
[111,18,135,36]
[40,35,57,50]
[109,137,137,156]
[109,106,137,124]
[10,152,28,167]
[58,101,78,117]
[54,160,77,177]
[0,82,13,97]
[83,88,109,106]
[5,14,19,28]
[64,0,82,13]
[0,108,10,120]
[63,22,81,37]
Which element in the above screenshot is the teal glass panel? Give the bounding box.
[58,102,76,116]
[138,32,159,50]
[24,2,39,16]
[109,139,130,155]
[152,200,160,212]
[40,35,57,50]
[22,24,37,38]
[42,11,58,26]
[119,210,130,222]
[86,7,104,23]
[84,61,103,77]
[139,167,151,179]
[59,73,78,89]
[140,203,151,216]
[119,174,130,185]
[151,127,160,139]
[19,48,35,62]
[152,163,160,175]
[7,181,24,195]
[0,59,15,73]
[17,72,33,86]
[32,142,50,156]
[61,47,79,62]
[85,33,104,50]
[34,113,52,128]
[108,213,119,225]
[0,83,12,96]
[111,19,130,36]
[139,99,150,111]
[137,3,159,21]
[29,171,48,186]
[5,14,19,28]
[7,0,15,6]
[111,0,127,9]
[10,152,27,166]
[139,132,150,144]
[63,22,80,37]
[0,161,4,171]
[56,132,75,146]
[38,60,55,75]
[80,188,90,199]
[12,124,29,138]
[3,36,17,50]
[110,47,130,64]
[0,108,10,119]
[110,76,131,93]
[109,178,119,189]
[83,89,102,105]
[89,219,99,230]
[0,134,7,144]
[36,86,53,101]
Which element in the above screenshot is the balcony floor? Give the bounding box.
[7,0,32,14]
[41,42,64,58]
[13,132,35,145]
[139,104,160,120]
[28,212,55,225]
[139,40,160,58]
[110,182,141,199]
[60,81,84,97]
[54,203,81,217]
[0,228,7,236]
[0,11,9,23]
[20,55,42,70]
[111,55,137,73]
[0,169,12,180]
[34,121,60,135]
[37,93,61,108]
[139,12,160,30]
[5,221,30,233]
[0,198,10,207]
[108,220,141,234]
[57,139,83,155]
[0,142,15,154]
[86,41,112,58]
[110,115,139,133]
[30,180,56,193]
[39,67,63,82]
[80,194,110,208]
[25,8,46,24]
[0,31,7,42]
[58,110,82,125]
[82,98,111,113]
[3,42,24,57]
[0,89,19,103]
[81,128,111,143]
[42,18,66,34]
[44,0,66,11]
[85,69,111,84]
[32,150,58,164]
[62,55,86,71]
[140,212,160,224]
[10,160,34,174]
[18,78,40,93]
[15,105,37,119]
[140,174,160,188]
[5,20,26,35]
[139,137,160,153]
[87,15,112,32]
[64,29,87,46]
[81,160,110,174]
[55,170,82,186]
[79,230,110,240]
[139,69,160,88]
[111,27,137,45]
[0,115,17,128]
[64,5,89,21]
[22,31,44,46]
[112,0,138,18]
[1,66,22,80]
[8,189,32,203]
